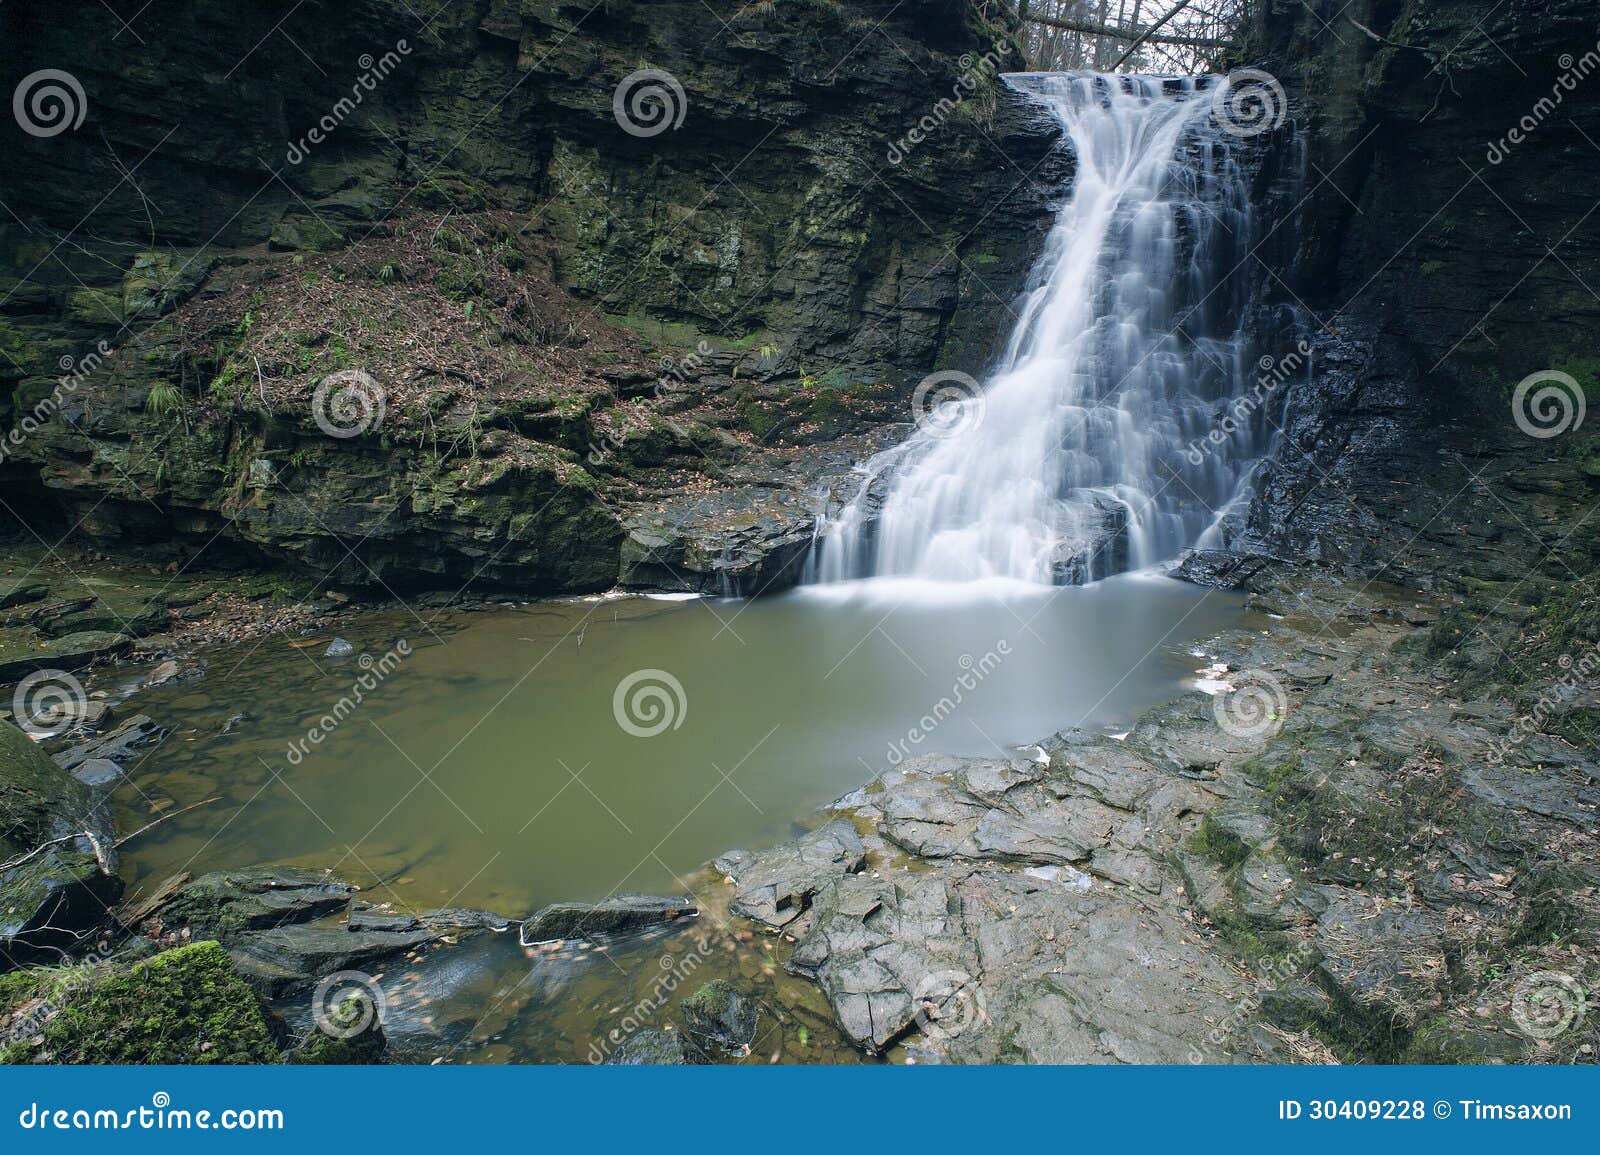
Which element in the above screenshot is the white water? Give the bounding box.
[812,73,1278,586]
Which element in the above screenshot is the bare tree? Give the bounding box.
[1000,0,1251,74]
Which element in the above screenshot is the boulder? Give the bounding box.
[680,979,759,1059]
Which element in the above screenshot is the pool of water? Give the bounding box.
[109,574,1241,917]
[98,574,1245,1061]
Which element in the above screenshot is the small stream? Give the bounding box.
[105,575,1245,1061]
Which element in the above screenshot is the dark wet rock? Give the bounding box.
[1171,549,1289,591]
[51,714,166,779]
[227,924,457,1000]
[152,867,355,939]
[347,901,508,935]
[617,491,817,596]
[141,876,511,1000]
[0,719,120,970]
[0,581,48,610]
[680,980,760,1060]
[517,894,696,946]
[718,820,866,930]
[605,1028,690,1066]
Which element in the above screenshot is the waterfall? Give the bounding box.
[811,72,1289,587]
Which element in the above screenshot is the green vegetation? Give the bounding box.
[1,942,280,1065]
[143,382,184,419]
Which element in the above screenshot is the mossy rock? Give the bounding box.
[0,720,120,969]
[2,942,280,1064]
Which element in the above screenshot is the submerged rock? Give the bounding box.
[605,1028,690,1066]
[680,979,760,1060]
[51,714,167,781]
[518,894,697,946]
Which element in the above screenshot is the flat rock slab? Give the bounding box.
[710,743,1283,1060]
[518,893,696,945]
[152,866,355,937]
[0,629,131,681]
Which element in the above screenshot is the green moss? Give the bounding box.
[1189,815,1250,871]
[5,942,281,1065]
[413,170,489,212]
[1418,259,1443,276]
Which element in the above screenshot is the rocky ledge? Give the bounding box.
[713,565,1599,1063]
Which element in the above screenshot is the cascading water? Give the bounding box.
[811,72,1290,587]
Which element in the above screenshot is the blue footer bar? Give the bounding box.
[2,1065,1595,1151]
